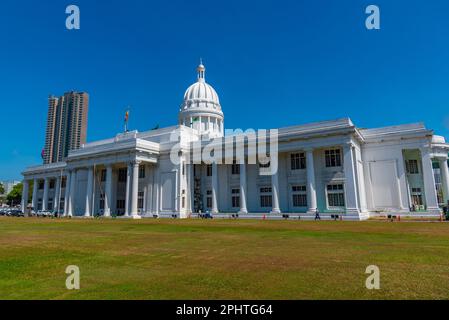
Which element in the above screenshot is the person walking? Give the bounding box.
[315,208,321,221]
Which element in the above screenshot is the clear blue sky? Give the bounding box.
[0,0,448,180]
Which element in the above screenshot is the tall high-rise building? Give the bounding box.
[43,91,89,164]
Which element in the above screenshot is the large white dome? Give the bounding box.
[180,63,222,113]
[179,62,224,137]
[182,81,221,110]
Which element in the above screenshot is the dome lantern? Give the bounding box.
[197,59,206,82]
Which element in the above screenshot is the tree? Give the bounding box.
[7,183,23,206]
[0,183,4,195]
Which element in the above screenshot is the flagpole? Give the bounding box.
[124,107,130,133]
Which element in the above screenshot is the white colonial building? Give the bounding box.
[22,63,449,220]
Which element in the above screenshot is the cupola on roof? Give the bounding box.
[180,61,222,112]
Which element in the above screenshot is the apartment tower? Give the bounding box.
[43,91,89,164]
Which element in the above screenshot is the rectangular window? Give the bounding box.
[38,181,44,190]
[292,185,307,207]
[99,193,105,210]
[138,191,144,209]
[59,198,65,212]
[116,199,125,210]
[100,169,106,182]
[207,165,213,177]
[291,153,306,170]
[232,161,240,175]
[406,160,419,174]
[411,187,423,206]
[231,188,240,208]
[49,180,55,189]
[327,184,345,207]
[139,165,146,179]
[260,187,272,208]
[48,198,53,211]
[206,190,213,209]
[325,149,342,167]
[118,168,127,183]
[61,177,67,188]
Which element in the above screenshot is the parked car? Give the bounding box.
[35,210,52,218]
[0,208,24,217]
[9,210,24,217]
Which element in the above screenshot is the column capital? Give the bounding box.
[436,156,449,162]
[420,147,432,155]
[304,147,314,153]
[343,141,355,150]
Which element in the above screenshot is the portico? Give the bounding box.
[22,132,159,218]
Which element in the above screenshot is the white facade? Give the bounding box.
[22,64,449,220]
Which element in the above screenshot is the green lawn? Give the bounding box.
[0,217,448,300]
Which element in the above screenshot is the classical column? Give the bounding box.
[186,164,193,214]
[32,178,38,211]
[130,161,141,218]
[104,164,113,217]
[21,180,29,213]
[438,157,449,203]
[84,167,94,217]
[178,158,184,213]
[271,166,281,214]
[421,149,440,213]
[343,144,360,216]
[68,170,77,217]
[54,176,61,213]
[395,151,408,211]
[239,162,248,214]
[439,158,449,205]
[42,177,50,211]
[64,172,71,216]
[306,149,318,214]
[354,148,368,213]
[125,163,132,217]
[211,162,219,214]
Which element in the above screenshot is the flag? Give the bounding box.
[124,109,130,132]
[190,117,200,125]
[41,148,45,160]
